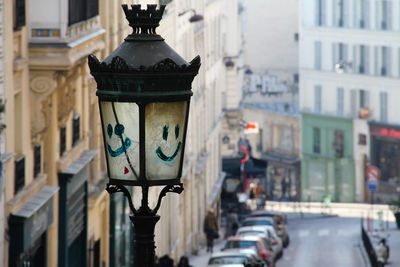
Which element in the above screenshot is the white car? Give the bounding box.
[207,249,265,267]
[237,225,283,261]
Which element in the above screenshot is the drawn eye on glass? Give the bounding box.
[106,123,132,157]
[156,124,182,162]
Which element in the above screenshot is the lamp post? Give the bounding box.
[88,4,200,267]
[178,8,204,23]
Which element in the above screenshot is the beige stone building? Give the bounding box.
[2,0,244,266]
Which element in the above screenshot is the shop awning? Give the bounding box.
[208,171,226,207]
[262,151,300,166]
[10,185,59,252]
[222,156,267,177]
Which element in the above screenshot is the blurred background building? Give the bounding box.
[1,0,245,266]
[300,0,400,203]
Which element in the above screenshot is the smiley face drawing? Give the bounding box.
[106,123,132,157]
[155,124,182,162]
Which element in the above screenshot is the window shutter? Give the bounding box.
[314,85,322,113]
[386,47,391,77]
[332,43,337,70]
[337,87,344,116]
[387,1,392,30]
[364,46,369,74]
[364,0,370,29]
[350,89,357,117]
[380,92,388,122]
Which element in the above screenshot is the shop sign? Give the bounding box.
[370,124,400,139]
[245,122,259,134]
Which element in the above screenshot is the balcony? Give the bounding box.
[28,0,105,70]
[29,0,102,45]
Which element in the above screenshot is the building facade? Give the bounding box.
[300,0,400,202]
[243,0,299,83]
[2,0,244,266]
[242,74,300,201]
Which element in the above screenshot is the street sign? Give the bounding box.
[367,177,378,192]
[366,166,381,180]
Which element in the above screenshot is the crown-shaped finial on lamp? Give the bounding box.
[122,4,166,40]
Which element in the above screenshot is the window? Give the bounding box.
[335,0,344,27]
[34,144,41,178]
[293,73,299,83]
[15,156,25,194]
[358,0,369,29]
[13,0,26,30]
[313,128,321,154]
[380,92,388,122]
[314,85,322,113]
[379,0,392,30]
[359,89,368,108]
[380,47,390,76]
[337,87,344,116]
[60,125,66,156]
[314,41,322,70]
[316,0,325,26]
[358,134,367,145]
[358,45,369,74]
[333,130,344,158]
[72,115,80,146]
[68,0,99,26]
[273,126,293,152]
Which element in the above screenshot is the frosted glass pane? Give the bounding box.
[145,102,187,180]
[100,101,140,180]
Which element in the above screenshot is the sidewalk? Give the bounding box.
[366,221,400,266]
[189,239,225,267]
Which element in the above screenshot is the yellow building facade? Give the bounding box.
[2,0,243,266]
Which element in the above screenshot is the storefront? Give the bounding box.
[110,191,134,267]
[369,122,400,198]
[301,113,355,202]
[58,150,96,267]
[263,152,300,201]
[9,186,59,267]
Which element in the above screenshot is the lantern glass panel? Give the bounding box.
[100,101,140,180]
[145,101,188,180]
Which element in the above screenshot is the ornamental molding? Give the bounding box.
[30,75,57,95]
[88,54,201,74]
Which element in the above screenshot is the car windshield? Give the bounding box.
[238,230,263,235]
[225,240,258,249]
[242,220,272,226]
[208,256,249,264]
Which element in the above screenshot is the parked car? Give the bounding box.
[237,226,283,260]
[248,211,290,247]
[207,249,265,267]
[223,235,274,266]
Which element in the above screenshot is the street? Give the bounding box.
[277,215,365,267]
[190,213,369,267]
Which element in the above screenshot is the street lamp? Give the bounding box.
[88,4,200,267]
[178,8,204,23]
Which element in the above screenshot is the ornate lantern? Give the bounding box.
[88,4,200,267]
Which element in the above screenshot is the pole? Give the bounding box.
[371,191,374,231]
[130,214,160,267]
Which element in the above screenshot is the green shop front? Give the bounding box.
[9,186,59,267]
[301,113,355,202]
[110,190,134,267]
[58,150,97,267]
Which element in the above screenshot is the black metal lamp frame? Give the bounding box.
[88,4,201,267]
